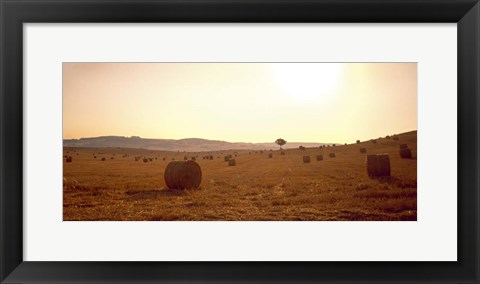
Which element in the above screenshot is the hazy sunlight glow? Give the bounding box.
[273,63,342,101]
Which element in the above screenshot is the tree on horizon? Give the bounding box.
[275,138,287,150]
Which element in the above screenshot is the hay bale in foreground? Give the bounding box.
[399,148,412,159]
[303,156,310,163]
[367,154,391,177]
[164,160,202,189]
[66,156,72,163]
[316,155,323,161]
[399,144,408,150]
[228,159,236,166]
[268,153,273,158]
[329,153,336,158]
[360,148,367,154]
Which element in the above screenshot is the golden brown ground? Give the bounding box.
[63,131,417,221]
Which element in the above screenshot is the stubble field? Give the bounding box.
[63,131,417,221]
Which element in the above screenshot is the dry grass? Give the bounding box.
[63,131,417,221]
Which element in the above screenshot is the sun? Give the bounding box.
[272,63,342,101]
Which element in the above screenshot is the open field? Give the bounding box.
[63,131,417,221]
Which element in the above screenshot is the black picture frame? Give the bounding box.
[1,0,479,283]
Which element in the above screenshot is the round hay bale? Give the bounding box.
[356,140,360,144]
[303,156,310,163]
[268,153,273,158]
[143,158,148,163]
[299,146,306,151]
[329,153,336,158]
[101,157,106,161]
[399,148,412,159]
[224,156,230,162]
[228,159,236,166]
[360,148,367,154]
[164,160,202,189]
[371,139,377,144]
[316,155,323,161]
[399,144,408,150]
[209,155,213,160]
[367,154,391,177]
[94,156,97,159]
[66,156,72,163]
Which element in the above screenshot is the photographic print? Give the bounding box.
[63,63,417,221]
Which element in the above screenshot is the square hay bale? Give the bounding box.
[329,153,336,158]
[228,159,236,166]
[399,144,408,150]
[399,148,412,159]
[316,155,323,161]
[367,154,391,177]
[303,156,310,163]
[360,148,367,154]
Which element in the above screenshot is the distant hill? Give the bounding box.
[63,136,333,152]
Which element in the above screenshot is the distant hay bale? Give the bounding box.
[94,156,97,159]
[228,159,236,166]
[143,158,148,163]
[224,156,230,162]
[149,158,153,161]
[356,140,360,144]
[332,144,336,147]
[209,155,213,160]
[329,153,336,158]
[367,154,391,177]
[260,151,264,154]
[316,155,323,161]
[303,156,310,163]
[399,148,412,159]
[110,157,114,160]
[299,146,306,151]
[371,139,377,144]
[399,144,408,150]
[281,151,285,155]
[393,136,399,141]
[164,160,202,190]
[360,148,367,154]
[101,157,106,161]
[163,157,166,161]
[268,153,273,158]
[66,156,72,163]
[344,143,347,145]
[386,135,391,139]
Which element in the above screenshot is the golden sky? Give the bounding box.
[63,63,417,143]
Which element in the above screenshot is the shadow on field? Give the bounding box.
[125,188,186,201]
[372,176,402,184]
[371,176,417,188]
